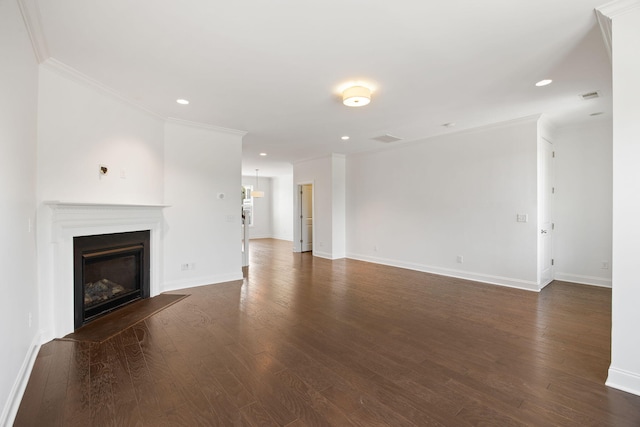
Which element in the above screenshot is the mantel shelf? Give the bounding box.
[45,201,170,209]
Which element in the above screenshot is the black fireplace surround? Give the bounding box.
[73,230,150,329]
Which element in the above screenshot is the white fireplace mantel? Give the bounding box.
[38,201,168,341]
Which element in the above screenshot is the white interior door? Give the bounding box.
[539,137,554,286]
[300,184,313,252]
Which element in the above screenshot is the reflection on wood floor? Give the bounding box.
[15,238,640,426]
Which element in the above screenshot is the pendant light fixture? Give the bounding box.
[251,169,264,198]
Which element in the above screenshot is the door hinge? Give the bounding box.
[551,259,555,266]
[552,187,555,194]
[552,223,555,230]
[552,151,556,158]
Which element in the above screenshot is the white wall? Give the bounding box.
[608,4,640,397]
[293,154,346,259]
[272,174,294,241]
[346,118,540,290]
[554,119,612,287]
[36,62,166,341]
[37,61,165,205]
[332,155,346,258]
[242,175,272,239]
[164,122,244,290]
[0,1,40,424]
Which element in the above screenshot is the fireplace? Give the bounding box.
[73,230,150,329]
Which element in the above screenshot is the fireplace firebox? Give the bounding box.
[73,230,150,329]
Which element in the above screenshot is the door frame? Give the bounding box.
[294,181,314,253]
[538,136,554,288]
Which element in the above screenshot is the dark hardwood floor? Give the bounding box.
[15,238,640,426]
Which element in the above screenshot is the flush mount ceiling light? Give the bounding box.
[259,152,267,156]
[342,85,372,107]
[341,136,350,140]
[176,99,189,105]
[535,79,553,87]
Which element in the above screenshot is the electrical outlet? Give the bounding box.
[516,214,528,223]
[181,262,196,271]
[456,255,464,264]
[601,261,610,270]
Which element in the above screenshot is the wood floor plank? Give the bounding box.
[216,345,298,426]
[123,341,163,420]
[160,350,223,425]
[63,343,92,426]
[15,238,640,426]
[239,401,280,427]
[271,368,352,427]
[104,335,144,427]
[36,340,72,424]
[13,345,53,426]
[89,360,116,425]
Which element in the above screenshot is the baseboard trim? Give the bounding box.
[248,232,271,239]
[554,272,612,288]
[162,272,244,293]
[607,367,640,397]
[313,250,346,260]
[346,252,540,292]
[1,332,42,426]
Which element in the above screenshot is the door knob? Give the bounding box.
[541,229,547,234]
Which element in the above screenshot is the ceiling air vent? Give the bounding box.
[580,91,600,100]
[371,134,403,143]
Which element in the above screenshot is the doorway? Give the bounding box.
[299,184,313,253]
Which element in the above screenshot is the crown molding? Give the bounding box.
[292,153,335,166]
[165,117,247,137]
[347,114,542,160]
[42,59,248,135]
[595,0,640,62]
[596,0,640,18]
[16,0,50,63]
[41,58,165,121]
[595,9,613,61]
[15,1,248,135]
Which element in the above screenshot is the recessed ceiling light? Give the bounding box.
[176,99,189,105]
[259,152,267,156]
[341,136,350,140]
[535,79,553,87]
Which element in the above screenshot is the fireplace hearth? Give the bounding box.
[73,230,150,329]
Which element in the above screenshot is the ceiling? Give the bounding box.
[28,0,611,177]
